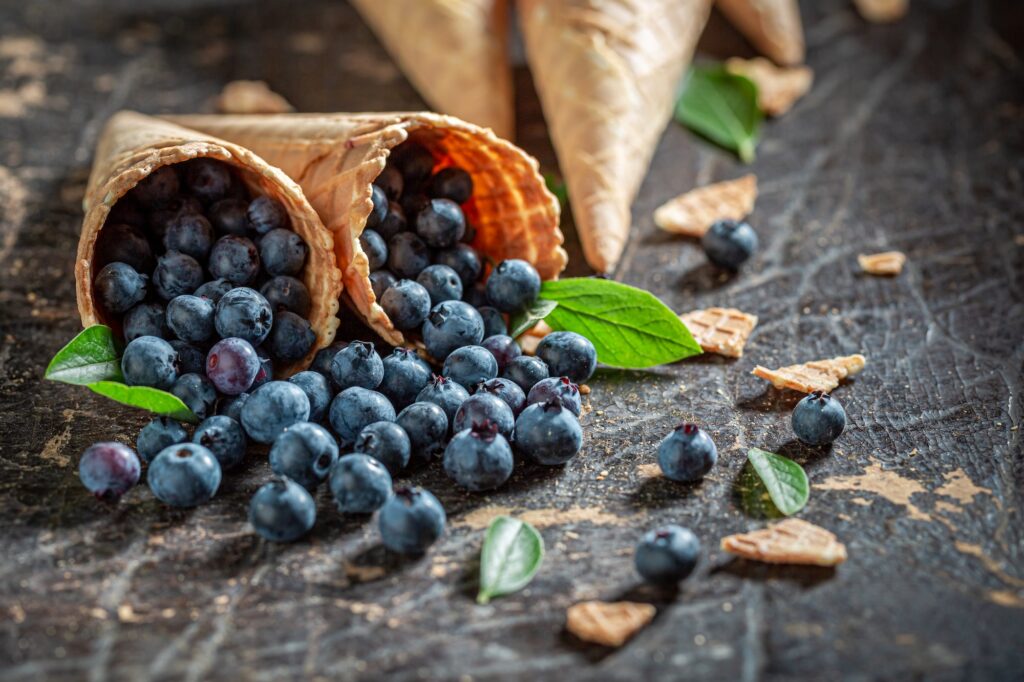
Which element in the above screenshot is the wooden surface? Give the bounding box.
[1,1,1023,679]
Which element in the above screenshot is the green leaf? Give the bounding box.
[508,299,558,339]
[477,515,544,604]
[538,278,702,368]
[746,448,809,516]
[45,325,123,385]
[87,381,198,423]
[543,173,568,210]
[675,66,762,163]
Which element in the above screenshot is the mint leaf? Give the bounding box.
[675,66,762,162]
[477,515,544,604]
[88,381,198,423]
[539,278,702,368]
[746,448,809,516]
[45,325,123,385]
[509,299,558,339]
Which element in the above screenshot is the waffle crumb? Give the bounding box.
[566,600,656,647]
[858,251,906,276]
[680,307,758,358]
[725,58,813,116]
[721,518,847,566]
[752,354,866,393]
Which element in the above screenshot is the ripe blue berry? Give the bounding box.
[148,443,221,507]
[416,264,463,305]
[208,197,250,235]
[169,340,204,374]
[442,345,498,390]
[241,381,311,444]
[360,228,388,270]
[474,377,526,416]
[376,202,406,241]
[443,421,514,491]
[481,334,521,372]
[702,219,758,270]
[94,262,148,314]
[194,277,233,303]
[366,184,388,229]
[269,421,339,489]
[370,270,398,300]
[462,281,489,308]
[392,141,435,184]
[328,387,396,448]
[434,244,482,288]
[208,235,260,285]
[379,348,433,409]
[122,336,178,389]
[249,477,316,543]
[513,398,583,465]
[792,391,846,445]
[379,487,446,555]
[657,423,717,482]
[130,165,179,206]
[79,442,141,499]
[149,196,202,241]
[422,300,485,360]
[96,223,153,274]
[477,307,507,338]
[183,158,232,203]
[536,331,597,384]
[453,393,514,438]
[260,275,311,317]
[427,167,473,204]
[206,337,260,395]
[635,525,700,583]
[356,421,411,474]
[266,310,315,362]
[152,251,203,301]
[527,376,582,417]
[376,167,403,200]
[288,370,333,423]
[387,232,431,279]
[330,453,392,514]
[260,228,308,277]
[170,373,217,420]
[331,340,384,390]
[485,259,541,313]
[396,401,449,466]
[247,196,288,234]
[193,415,247,470]
[138,417,188,463]
[166,294,214,344]
[311,341,348,377]
[415,198,466,248]
[380,279,431,331]
[416,375,470,427]
[501,355,550,394]
[217,392,249,422]
[124,303,169,341]
[215,287,273,346]
[164,213,214,262]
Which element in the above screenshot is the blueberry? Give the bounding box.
[380,279,431,331]
[366,184,388,229]
[792,391,847,445]
[422,300,485,360]
[416,264,463,305]
[481,334,521,372]
[215,287,273,345]
[311,341,348,377]
[415,375,470,427]
[328,387,396,448]
[478,307,507,338]
[166,295,214,344]
[183,158,232,203]
[194,278,233,303]
[415,198,466,248]
[269,421,339,489]
[330,453,393,514]
[96,223,153,273]
[375,167,404,201]
[260,275,311,316]
[427,167,473,204]
[396,401,449,466]
[79,442,141,499]
[130,165,179,206]
[170,373,217,420]
[536,331,597,384]
[376,202,407,241]
[249,477,316,542]
[266,311,315,363]
[164,213,214,262]
[635,525,700,584]
[289,370,333,423]
[485,259,541,313]
[147,443,221,507]
[453,393,514,438]
[360,228,388,270]
[241,381,311,444]
[167,340,203,374]
[355,421,411,474]
[206,337,260,395]
[390,142,435,184]
[370,270,398,300]
[331,340,384,390]
[702,219,758,270]
[123,303,169,341]
[149,196,203,241]
[387,232,431,279]
[434,243,482,288]
[527,376,582,417]
[153,251,203,300]
[443,421,514,492]
[501,356,549,394]
[657,423,717,482]
[94,262,147,314]
[379,348,433,409]
[260,229,308,277]
[217,392,249,421]
[443,345,498,390]
[209,235,260,285]
[379,487,446,555]
[138,417,188,463]
[247,196,289,234]
[193,415,247,470]
[513,398,582,465]
[474,377,526,416]
[208,198,250,235]
[122,336,178,389]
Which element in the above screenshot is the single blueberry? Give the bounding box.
[791,391,847,445]
[328,387,396,448]
[289,370,333,423]
[415,375,470,428]
[702,219,758,270]
[241,381,311,444]
[635,525,700,584]
[247,196,289,234]
[355,421,411,474]
[657,423,717,482]
[375,166,404,201]
[387,232,431,279]
[208,197,250,235]
[527,376,582,417]
[79,442,141,499]
[442,345,498,390]
[249,477,316,543]
[194,277,233,303]
[453,393,514,439]
[379,347,433,409]
[193,415,247,471]
[378,487,446,555]
[376,202,407,241]
[95,222,153,273]
[370,270,398,301]
[269,421,339,489]
[331,340,385,390]
[94,262,147,314]
[217,392,250,422]
[366,184,388,229]
[360,228,388,271]
[396,401,449,466]
[266,311,315,363]
[474,377,526,416]
[330,453,393,514]
[123,303,169,341]
[152,251,204,301]
[208,235,261,285]
[434,243,482,288]
[311,341,348,378]
[169,340,204,375]
[380,279,432,331]
[427,167,473,204]
[260,228,308,277]
[481,334,521,372]
[416,264,463,305]
[183,158,232,203]
[170,372,217,420]
[443,421,514,492]
[485,259,542,314]
[206,337,260,395]
[477,307,507,338]
[148,195,203,241]
[164,213,214,262]
[147,443,221,507]
[422,300,485,360]
[121,336,178,389]
[166,294,214,344]
[415,198,466,248]
[138,417,188,463]
[501,355,549,394]
[536,331,597,384]
[260,275,312,317]
[390,142,435,185]
[129,165,179,206]
[513,399,582,465]
[215,287,274,346]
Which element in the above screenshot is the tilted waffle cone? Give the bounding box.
[716,0,805,66]
[349,0,514,139]
[519,0,712,273]
[168,113,565,347]
[77,112,342,375]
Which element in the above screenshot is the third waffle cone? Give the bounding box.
[716,0,805,66]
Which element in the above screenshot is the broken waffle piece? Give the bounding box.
[858,251,906,276]
[566,601,656,648]
[680,307,758,358]
[721,519,848,566]
[853,0,909,23]
[654,175,757,238]
[752,354,866,393]
[725,57,813,116]
[215,80,294,114]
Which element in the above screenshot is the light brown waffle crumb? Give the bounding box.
[579,384,591,395]
[566,601,656,647]
[858,251,906,275]
[853,0,908,23]
[215,80,294,114]
[752,354,866,393]
[721,519,848,566]
[725,57,813,116]
[680,307,758,358]
[654,175,757,238]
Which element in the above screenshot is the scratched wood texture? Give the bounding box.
[0,0,1022,680]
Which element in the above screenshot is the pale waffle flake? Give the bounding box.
[654,174,757,238]
[858,251,906,276]
[853,0,908,23]
[680,307,758,358]
[725,57,813,117]
[565,600,656,648]
[721,518,848,566]
[752,354,866,393]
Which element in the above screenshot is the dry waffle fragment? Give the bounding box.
[680,307,758,358]
[752,354,866,393]
[566,600,656,647]
[853,0,908,23]
[721,518,848,566]
[858,251,906,276]
[654,175,757,238]
[725,58,813,116]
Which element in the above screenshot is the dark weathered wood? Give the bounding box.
[1,1,1022,680]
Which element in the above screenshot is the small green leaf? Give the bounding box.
[477,515,544,604]
[675,66,762,162]
[539,278,702,368]
[45,325,123,385]
[509,299,558,339]
[543,173,568,210]
[746,448,809,516]
[87,381,198,423]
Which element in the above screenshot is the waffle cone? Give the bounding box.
[350,0,514,139]
[168,113,565,347]
[519,0,712,273]
[716,0,805,66]
[77,111,342,375]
